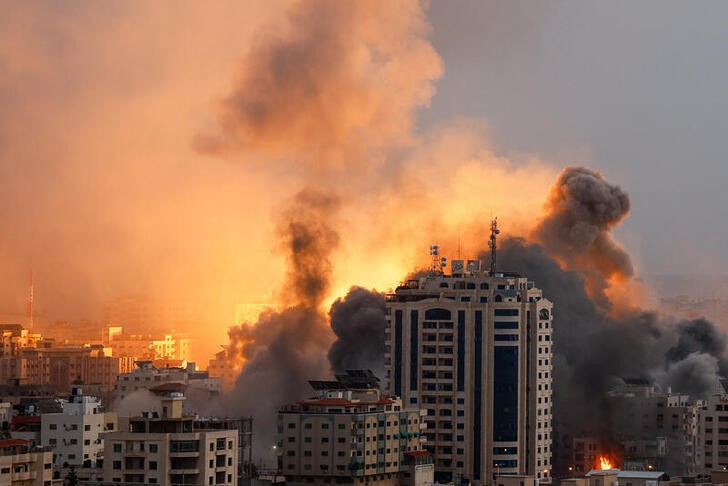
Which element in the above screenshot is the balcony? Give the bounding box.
[12,471,37,481]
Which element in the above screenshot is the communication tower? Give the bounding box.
[488,218,500,275]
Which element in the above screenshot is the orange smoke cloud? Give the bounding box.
[197,0,443,169]
[530,166,634,310]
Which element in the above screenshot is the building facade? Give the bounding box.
[0,439,54,486]
[103,394,238,486]
[384,268,553,484]
[113,361,222,403]
[41,385,117,468]
[279,371,431,486]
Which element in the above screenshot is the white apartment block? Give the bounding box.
[279,371,433,486]
[41,385,118,468]
[384,266,553,485]
[103,394,238,486]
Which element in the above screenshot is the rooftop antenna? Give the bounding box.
[26,270,34,330]
[430,244,441,274]
[488,218,500,275]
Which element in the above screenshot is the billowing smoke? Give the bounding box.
[212,188,339,454]
[328,287,386,378]
[196,0,442,165]
[531,166,633,309]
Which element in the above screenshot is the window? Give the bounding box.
[149,444,158,453]
[494,308,518,317]
[49,439,57,446]
[149,461,157,470]
[84,440,90,445]
[85,425,91,431]
[113,461,121,470]
[113,443,122,453]
[49,424,57,430]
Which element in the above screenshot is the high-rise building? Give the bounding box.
[384,265,553,485]
[278,370,433,486]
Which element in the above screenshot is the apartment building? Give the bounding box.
[0,325,46,357]
[607,385,699,475]
[279,370,433,486]
[103,394,238,486]
[0,439,54,486]
[696,396,728,473]
[103,326,190,362]
[113,361,222,403]
[40,385,117,468]
[0,346,124,395]
[384,263,553,485]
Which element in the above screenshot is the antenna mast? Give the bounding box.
[429,244,447,275]
[27,270,34,330]
[488,218,500,275]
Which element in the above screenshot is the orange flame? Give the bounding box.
[599,456,613,470]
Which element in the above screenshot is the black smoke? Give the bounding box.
[205,188,339,457]
[328,287,386,378]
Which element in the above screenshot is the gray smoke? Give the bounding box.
[497,236,727,474]
[206,188,339,457]
[328,287,386,379]
[532,166,632,309]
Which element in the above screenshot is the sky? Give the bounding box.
[0,1,726,361]
[425,1,728,277]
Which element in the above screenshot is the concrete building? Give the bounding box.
[695,396,728,473]
[103,326,190,362]
[584,468,670,486]
[102,393,238,486]
[0,325,47,357]
[0,439,54,486]
[207,350,238,392]
[113,361,222,403]
[40,385,117,468]
[384,262,553,484]
[279,370,432,486]
[0,346,125,398]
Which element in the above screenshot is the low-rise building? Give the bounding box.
[102,393,238,486]
[279,370,432,486]
[0,439,54,486]
[113,361,221,403]
[40,385,117,468]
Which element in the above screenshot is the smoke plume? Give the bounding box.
[216,188,339,454]
[328,287,386,378]
[531,166,633,309]
[196,0,442,166]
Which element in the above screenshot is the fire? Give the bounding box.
[599,456,613,470]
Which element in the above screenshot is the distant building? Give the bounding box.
[607,384,700,475]
[207,350,238,391]
[0,438,54,486]
[102,393,238,486]
[103,295,194,335]
[0,324,48,357]
[384,268,554,484]
[0,346,125,398]
[103,326,190,363]
[278,370,433,486]
[113,361,221,403]
[40,384,118,468]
